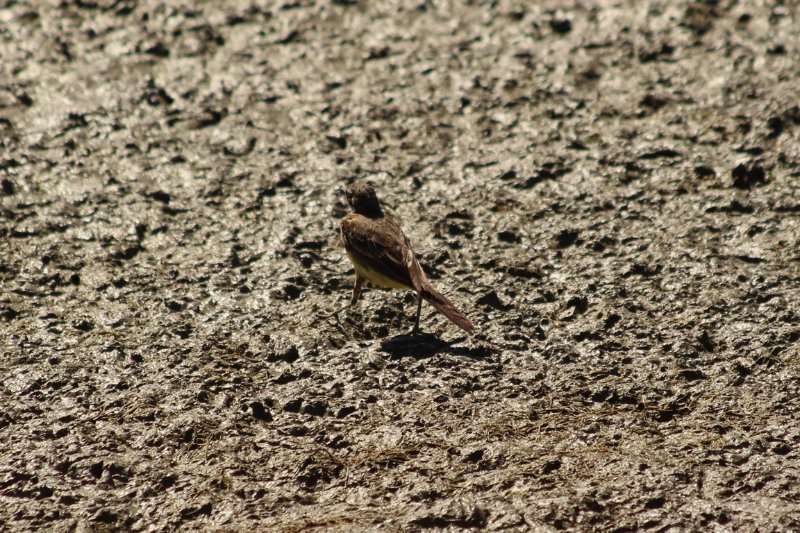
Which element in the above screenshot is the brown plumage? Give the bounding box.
[338,181,474,334]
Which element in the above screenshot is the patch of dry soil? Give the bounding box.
[2,1,799,530]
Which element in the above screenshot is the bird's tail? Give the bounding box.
[420,284,475,333]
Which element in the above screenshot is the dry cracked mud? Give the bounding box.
[1,0,799,531]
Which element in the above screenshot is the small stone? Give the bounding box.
[180,502,212,520]
[268,345,300,364]
[773,443,791,455]
[336,406,356,418]
[93,509,118,523]
[554,228,580,248]
[566,295,589,314]
[549,18,572,34]
[698,331,715,352]
[604,314,621,330]
[144,42,169,57]
[497,230,520,243]
[325,134,347,149]
[645,497,666,509]
[72,319,94,332]
[679,369,706,381]
[694,165,716,178]
[1,178,15,195]
[302,400,327,417]
[732,164,766,189]
[144,190,171,204]
[288,425,309,436]
[477,290,509,310]
[585,498,604,512]
[250,401,273,421]
[89,462,104,478]
[542,459,561,474]
[283,398,303,412]
[463,449,484,463]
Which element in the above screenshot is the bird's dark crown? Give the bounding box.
[345,181,383,218]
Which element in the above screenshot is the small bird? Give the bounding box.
[337,181,474,334]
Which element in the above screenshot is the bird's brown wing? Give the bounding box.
[341,214,423,290]
[341,213,474,333]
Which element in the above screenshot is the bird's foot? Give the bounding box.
[327,306,347,319]
[327,301,358,319]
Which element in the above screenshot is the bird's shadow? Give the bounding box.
[379,333,494,360]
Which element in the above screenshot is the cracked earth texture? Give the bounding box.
[1,0,800,531]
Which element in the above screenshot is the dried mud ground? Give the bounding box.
[2,1,800,531]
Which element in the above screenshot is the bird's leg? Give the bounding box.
[350,276,364,306]
[329,276,364,317]
[410,291,422,334]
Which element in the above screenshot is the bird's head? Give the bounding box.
[344,181,383,218]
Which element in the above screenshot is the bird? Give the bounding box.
[336,181,474,334]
